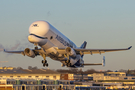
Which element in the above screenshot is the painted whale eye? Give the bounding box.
[50,36,53,40]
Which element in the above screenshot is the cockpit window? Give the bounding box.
[32,24,39,27]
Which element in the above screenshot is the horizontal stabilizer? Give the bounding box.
[83,63,102,65]
[83,56,105,66]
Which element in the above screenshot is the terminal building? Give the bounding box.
[0,67,135,89]
[0,67,101,90]
[93,71,135,81]
[61,73,93,81]
[0,67,76,90]
[0,67,61,80]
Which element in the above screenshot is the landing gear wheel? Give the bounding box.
[45,60,47,63]
[68,63,71,67]
[35,46,38,50]
[46,63,48,67]
[66,63,71,67]
[42,60,47,64]
[42,59,48,67]
[43,63,46,67]
[42,60,44,64]
[66,59,70,67]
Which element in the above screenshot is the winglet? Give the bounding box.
[128,46,132,50]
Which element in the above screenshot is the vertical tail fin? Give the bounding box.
[80,41,87,58]
[80,41,87,49]
[102,56,105,66]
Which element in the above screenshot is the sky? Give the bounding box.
[0,0,135,71]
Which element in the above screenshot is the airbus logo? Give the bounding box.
[32,24,39,27]
[56,35,73,47]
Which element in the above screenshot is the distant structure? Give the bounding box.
[0,67,135,89]
[0,67,61,80]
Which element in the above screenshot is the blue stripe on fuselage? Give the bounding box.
[30,34,48,39]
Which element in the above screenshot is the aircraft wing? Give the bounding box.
[4,48,46,56]
[4,49,24,54]
[83,63,102,65]
[74,46,132,55]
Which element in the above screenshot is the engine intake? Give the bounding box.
[24,48,35,58]
[65,47,76,57]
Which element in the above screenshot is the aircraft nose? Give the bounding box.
[28,35,38,43]
[28,35,47,46]
[28,35,43,43]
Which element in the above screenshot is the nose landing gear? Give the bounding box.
[42,60,48,67]
[34,45,49,67]
[40,53,49,67]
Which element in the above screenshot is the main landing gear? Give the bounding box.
[65,55,71,67]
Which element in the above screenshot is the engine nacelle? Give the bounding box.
[65,47,76,57]
[24,48,35,58]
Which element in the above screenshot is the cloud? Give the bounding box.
[18,42,33,50]
[10,43,20,50]
[0,37,34,53]
[0,41,21,51]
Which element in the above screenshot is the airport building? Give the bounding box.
[0,67,61,80]
[0,67,76,90]
[1,67,135,89]
[93,71,135,81]
[61,73,93,81]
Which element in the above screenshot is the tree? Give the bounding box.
[28,66,32,69]
[32,66,38,69]
[83,69,97,74]
[17,67,23,70]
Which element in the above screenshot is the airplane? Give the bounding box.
[4,21,132,68]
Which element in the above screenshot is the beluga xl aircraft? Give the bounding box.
[4,21,132,68]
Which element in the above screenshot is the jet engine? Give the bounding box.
[24,48,35,58]
[65,47,76,57]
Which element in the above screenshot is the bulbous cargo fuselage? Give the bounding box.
[28,21,77,48]
[28,21,82,67]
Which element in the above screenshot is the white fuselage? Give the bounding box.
[28,21,81,67]
[29,21,77,47]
